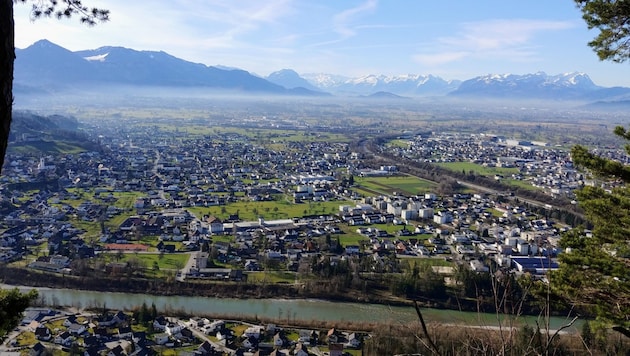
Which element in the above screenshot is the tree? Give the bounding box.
[552,128,630,337]
[551,1,630,338]
[0,1,108,173]
[575,0,630,62]
[0,288,38,336]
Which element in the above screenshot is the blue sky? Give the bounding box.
[13,0,630,86]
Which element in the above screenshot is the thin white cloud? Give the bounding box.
[413,19,575,66]
[332,0,378,39]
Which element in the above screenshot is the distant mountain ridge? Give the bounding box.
[266,69,322,92]
[302,73,461,96]
[450,72,606,99]
[13,39,630,101]
[14,40,318,95]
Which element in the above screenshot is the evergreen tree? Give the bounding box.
[0,288,38,336]
[575,0,630,62]
[552,2,630,338]
[553,128,630,337]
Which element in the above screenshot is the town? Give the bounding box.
[0,112,611,355]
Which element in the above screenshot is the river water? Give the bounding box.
[3,285,582,333]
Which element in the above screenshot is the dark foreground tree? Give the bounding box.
[575,0,630,62]
[0,288,38,336]
[553,130,630,337]
[550,0,630,338]
[0,0,108,174]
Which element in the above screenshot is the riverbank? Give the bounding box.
[0,266,557,318]
[0,266,423,308]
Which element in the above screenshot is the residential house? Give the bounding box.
[118,326,133,339]
[54,331,73,346]
[297,330,315,345]
[67,323,86,335]
[34,325,51,341]
[345,245,360,255]
[196,340,217,356]
[154,333,170,345]
[165,322,184,336]
[63,315,78,327]
[30,342,48,356]
[242,336,258,350]
[153,316,168,331]
[293,343,308,356]
[346,333,361,348]
[243,325,264,339]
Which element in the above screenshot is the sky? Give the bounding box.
[13,0,630,87]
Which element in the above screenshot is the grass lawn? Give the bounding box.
[352,187,381,197]
[102,252,190,270]
[338,234,370,247]
[15,331,36,346]
[502,178,539,191]
[210,235,234,244]
[187,199,345,221]
[487,208,505,218]
[106,214,131,230]
[110,191,145,210]
[71,219,103,239]
[386,139,411,148]
[436,161,519,177]
[355,175,436,196]
[230,324,250,337]
[285,330,300,342]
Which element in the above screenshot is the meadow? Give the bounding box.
[187,198,346,221]
[354,175,436,196]
[435,162,519,177]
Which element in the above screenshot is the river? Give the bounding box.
[3,285,582,333]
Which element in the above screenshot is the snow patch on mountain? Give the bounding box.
[84,53,109,62]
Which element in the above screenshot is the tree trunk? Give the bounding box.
[0,0,14,174]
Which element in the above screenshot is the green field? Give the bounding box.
[434,162,547,191]
[354,175,436,196]
[386,139,412,148]
[187,199,345,221]
[102,252,190,271]
[436,161,519,177]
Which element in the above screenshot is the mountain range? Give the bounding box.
[13,39,630,102]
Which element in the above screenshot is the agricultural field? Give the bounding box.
[187,199,346,221]
[354,175,436,196]
[101,252,190,271]
[435,162,519,177]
